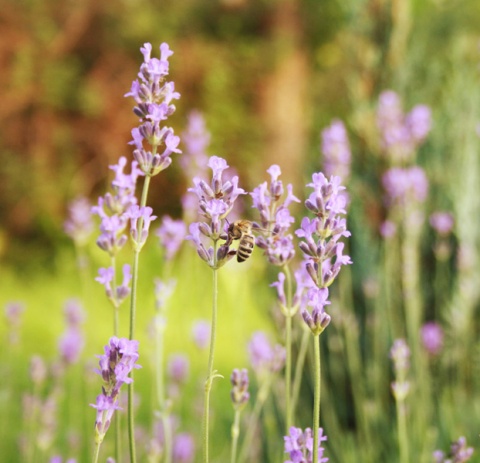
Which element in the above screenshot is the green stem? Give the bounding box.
[291,328,310,417]
[127,174,151,463]
[203,240,219,463]
[396,398,409,463]
[312,334,321,463]
[283,264,293,430]
[156,316,172,463]
[238,375,272,463]
[92,440,102,463]
[230,409,241,463]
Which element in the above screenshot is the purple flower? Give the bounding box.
[64,197,94,244]
[4,301,25,344]
[191,320,210,349]
[125,43,181,176]
[167,354,189,384]
[63,299,85,327]
[377,90,431,162]
[430,212,454,236]
[187,156,245,268]
[321,119,351,181]
[251,165,300,266]
[127,205,157,248]
[230,368,250,409]
[248,331,285,375]
[173,433,195,463]
[95,265,131,306]
[58,327,84,365]
[30,355,47,386]
[302,288,331,336]
[421,322,444,356]
[181,110,210,173]
[91,394,121,439]
[296,173,351,288]
[382,166,429,207]
[379,220,397,238]
[156,216,187,260]
[284,426,328,463]
[434,436,474,463]
[390,339,410,401]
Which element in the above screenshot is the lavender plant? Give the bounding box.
[186,155,245,463]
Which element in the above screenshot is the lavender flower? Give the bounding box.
[125,43,181,176]
[92,157,142,256]
[186,156,245,268]
[127,204,157,249]
[430,212,454,236]
[390,339,411,401]
[302,287,332,336]
[321,119,351,181]
[433,436,474,463]
[95,264,132,306]
[421,322,444,356]
[167,354,190,384]
[248,331,285,375]
[181,110,210,179]
[251,165,300,266]
[377,90,431,162]
[230,368,250,410]
[58,299,85,365]
[173,433,195,463]
[4,301,25,345]
[296,173,352,288]
[382,166,429,207]
[191,320,210,350]
[284,426,328,463]
[156,215,187,261]
[30,355,47,386]
[64,197,94,245]
[91,337,141,442]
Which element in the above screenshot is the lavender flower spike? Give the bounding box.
[284,426,329,463]
[90,337,141,443]
[302,287,331,336]
[230,368,250,410]
[125,43,181,177]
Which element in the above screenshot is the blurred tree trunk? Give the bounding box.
[259,0,309,188]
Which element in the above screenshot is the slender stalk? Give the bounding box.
[238,375,272,463]
[230,409,241,463]
[312,334,321,463]
[127,173,151,463]
[396,399,409,463]
[203,240,219,463]
[92,441,102,463]
[283,264,293,430]
[156,315,172,463]
[291,327,310,417]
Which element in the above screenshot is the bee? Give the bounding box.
[227,220,256,263]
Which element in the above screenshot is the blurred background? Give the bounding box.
[1,0,480,462]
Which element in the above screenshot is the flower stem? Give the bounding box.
[312,334,321,463]
[203,240,219,463]
[396,398,409,463]
[230,409,241,463]
[127,174,151,463]
[92,439,102,463]
[283,264,293,430]
[291,327,310,417]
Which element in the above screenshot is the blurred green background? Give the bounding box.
[1,0,480,462]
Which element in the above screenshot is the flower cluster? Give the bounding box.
[376,90,431,162]
[430,212,454,236]
[125,42,181,176]
[186,156,245,268]
[230,368,250,410]
[382,166,429,207]
[251,165,300,266]
[296,173,352,289]
[283,426,329,463]
[58,299,85,365]
[390,339,411,401]
[91,156,143,256]
[421,322,444,356]
[321,119,351,181]
[91,337,141,443]
[433,436,474,463]
[64,197,94,246]
[95,264,132,307]
[248,331,285,376]
[156,215,187,261]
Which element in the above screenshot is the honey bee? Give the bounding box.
[227,220,256,263]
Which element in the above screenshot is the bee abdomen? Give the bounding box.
[237,235,255,262]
